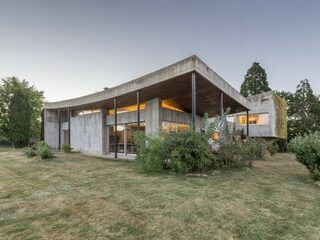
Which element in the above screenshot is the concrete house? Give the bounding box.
[233,91,287,139]
[44,55,286,158]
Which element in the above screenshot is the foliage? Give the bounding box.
[267,142,279,156]
[218,138,265,168]
[289,132,320,180]
[135,133,169,173]
[24,146,37,157]
[0,136,11,148]
[135,130,219,174]
[276,79,320,141]
[166,130,219,174]
[272,92,288,139]
[8,87,32,148]
[277,139,288,153]
[240,62,271,97]
[35,141,54,159]
[0,77,44,144]
[61,144,73,153]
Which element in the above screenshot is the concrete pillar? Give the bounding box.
[101,109,107,154]
[114,98,118,159]
[68,108,71,145]
[137,90,140,130]
[191,72,196,129]
[58,109,61,150]
[124,125,127,155]
[246,110,250,138]
[220,91,224,116]
[145,98,162,135]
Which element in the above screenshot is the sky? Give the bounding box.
[0,0,319,102]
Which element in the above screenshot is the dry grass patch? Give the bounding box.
[0,151,319,240]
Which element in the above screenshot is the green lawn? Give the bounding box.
[0,150,319,240]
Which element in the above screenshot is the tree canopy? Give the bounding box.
[240,62,271,97]
[277,79,320,140]
[0,77,44,146]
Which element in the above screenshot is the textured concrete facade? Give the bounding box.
[44,55,254,156]
[145,98,162,135]
[234,92,287,138]
[70,112,103,154]
[44,109,59,149]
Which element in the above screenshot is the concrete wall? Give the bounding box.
[70,112,103,154]
[162,109,202,130]
[145,98,162,135]
[44,109,59,149]
[234,92,277,138]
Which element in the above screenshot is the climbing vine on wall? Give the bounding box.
[272,92,288,139]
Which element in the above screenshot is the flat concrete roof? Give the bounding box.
[45,55,251,116]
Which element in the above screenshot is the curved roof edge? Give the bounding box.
[45,55,251,110]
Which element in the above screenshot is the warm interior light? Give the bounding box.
[162,100,184,112]
[162,121,190,132]
[109,103,146,115]
[237,113,269,125]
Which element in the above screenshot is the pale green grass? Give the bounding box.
[0,151,319,240]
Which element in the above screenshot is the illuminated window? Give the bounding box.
[162,121,190,132]
[108,103,146,115]
[162,100,184,112]
[73,109,101,116]
[237,113,269,125]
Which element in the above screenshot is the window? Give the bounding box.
[237,113,269,125]
[108,104,145,115]
[162,121,190,132]
[108,122,145,154]
[162,100,184,112]
[73,109,101,116]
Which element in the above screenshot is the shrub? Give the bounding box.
[218,138,265,168]
[61,144,72,153]
[135,130,219,174]
[277,139,288,153]
[267,142,279,156]
[289,132,320,180]
[24,146,36,157]
[35,141,54,159]
[0,136,11,148]
[135,133,170,173]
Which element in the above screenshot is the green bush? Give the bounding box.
[35,141,54,159]
[135,130,219,174]
[61,144,72,153]
[289,132,320,180]
[267,142,279,156]
[24,146,36,157]
[218,138,265,168]
[277,139,288,152]
[135,134,169,173]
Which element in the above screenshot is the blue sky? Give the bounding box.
[0,0,319,101]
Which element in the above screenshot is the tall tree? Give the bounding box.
[277,79,320,140]
[0,77,44,143]
[8,87,32,147]
[240,62,271,97]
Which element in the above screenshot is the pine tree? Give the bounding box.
[240,62,271,97]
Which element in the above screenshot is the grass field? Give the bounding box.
[0,150,319,240]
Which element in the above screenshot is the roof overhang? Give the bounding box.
[45,55,251,117]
